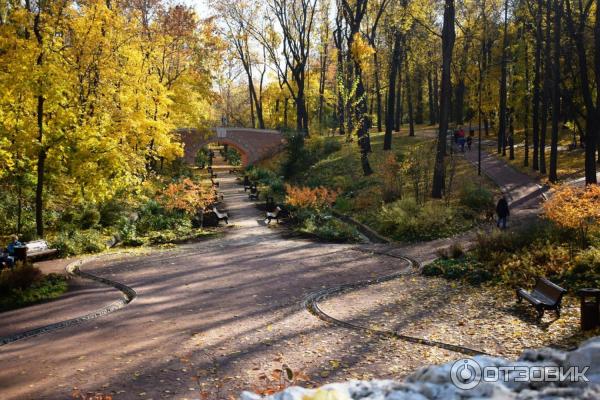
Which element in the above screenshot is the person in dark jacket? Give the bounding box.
[496,197,510,229]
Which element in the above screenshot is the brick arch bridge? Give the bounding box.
[177,127,285,167]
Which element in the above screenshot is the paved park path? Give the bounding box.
[0,142,546,400]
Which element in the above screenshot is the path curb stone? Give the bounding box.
[0,255,137,347]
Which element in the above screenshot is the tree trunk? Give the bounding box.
[433,66,439,125]
[591,0,600,182]
[455,38,470,125]
[406,58,415,137]
[432,0,456,199]
[415,66,424,125]
[549,0,562,182]
[318,31,329,126]
[249,80,256,128]
[334,14,346,136]
[524,20,531,168]
[428,67,437,124]
[509,113,515,159]
[532,0,543,171]
[295,88,309,135]
[34,11,45,238]
[384,32,402,150]
[374,51,383,132]
[395,61,403,131]
[284,97,289,130]
[346,15,373,175]
[498,0,509,155]
[17,184,22,234]
[540,0,552,175]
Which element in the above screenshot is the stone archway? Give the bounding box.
[177,127,285,167]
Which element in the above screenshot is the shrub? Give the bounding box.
[305,136,343,158]
[281,132,310,178]
[333,196,353,213]
[50,230,108,256]
[0,271,68,312]
[79,208,101,229]
[422,262,444,277]
[226,148,242,166]
[460,184,494,214]
[497,242,570,285]
[380,154,403,203]
[281,134,342,179]
[299,214,360,243]
[322,137,342,155]
[285,185,339,212]
[195,148,209,168]
[136,200,180,233]
[436,243,465,260]
[565,247,600,288]
[422,257,493,286]
[0,263,43,292]
[147,230,178,245]
[160,178,215,216]
[574,247,600,272]
[378,199,464,242]
[99,199,127,227]
[544,184,600,246]
[247,166,278,184]
[473,221,562,263]
[353,188,381,210]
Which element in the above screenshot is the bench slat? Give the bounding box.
[516,277,566,319]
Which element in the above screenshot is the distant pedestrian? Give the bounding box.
[466,135,473,151]
[496,197,510,229]
[457,126,466,152]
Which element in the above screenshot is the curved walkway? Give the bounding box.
[0,258,137,346]
[0,149,547,400]
[0,163,407,400]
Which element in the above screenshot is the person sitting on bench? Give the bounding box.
[7,235,21,257]
[3,235,21,267]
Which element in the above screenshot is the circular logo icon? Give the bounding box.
[450,358,482,390]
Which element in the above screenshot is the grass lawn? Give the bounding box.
[483,127,588,182]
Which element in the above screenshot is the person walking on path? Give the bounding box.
[496,196,510,229]
[457,127,466,152]
[466,134,473,151]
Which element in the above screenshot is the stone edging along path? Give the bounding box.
[0,255,137,347]
[303,212,493,358]
[302,252,490,357]
[305,143,553,358]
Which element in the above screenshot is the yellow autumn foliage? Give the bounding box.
[544,184,600,230]
[285,184,340,211]
[350,33,375,72]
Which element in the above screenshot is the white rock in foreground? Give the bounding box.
[241,337,600,400]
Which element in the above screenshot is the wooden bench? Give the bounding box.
[243,177,252,192]
[516,277,567,319]
[249,186,260,201]
[212,206,229,225]
[12,240,58,261]
[265,206,282,224]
